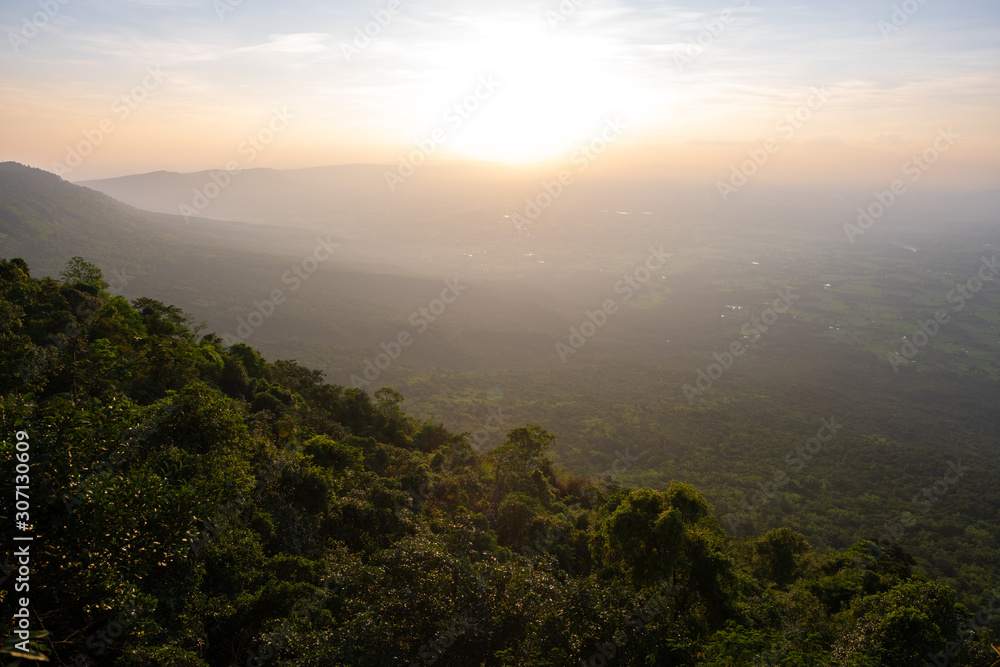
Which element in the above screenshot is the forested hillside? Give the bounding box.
[2,257,999,665]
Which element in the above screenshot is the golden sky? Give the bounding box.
[1,0,998,187]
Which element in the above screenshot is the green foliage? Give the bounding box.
[750,527,810,589]
[302,435,362,473]
[834,580,963,666]
[0,257,992,666]
[60,255,109,293]
[131,296,194,339]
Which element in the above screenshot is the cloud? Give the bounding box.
[241,33,332,54]
[873,134,905,145]
[119,0,200,7]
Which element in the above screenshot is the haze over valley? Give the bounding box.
[2,0,1000,664]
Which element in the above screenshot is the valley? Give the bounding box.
[5,162,999,604]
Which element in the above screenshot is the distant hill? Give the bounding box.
[77,164,386,227]
[0,161,319,278]
[1,161,147,261]
[0,161,536,375]
[77,162,539,229]
[0,162,424,337]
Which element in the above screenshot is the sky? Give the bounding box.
[1,0,998,186]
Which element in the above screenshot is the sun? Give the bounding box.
[423,18,635,166]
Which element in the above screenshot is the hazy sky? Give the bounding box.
[1,0,998,185]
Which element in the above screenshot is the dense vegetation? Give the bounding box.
[4,165,999,609]
[2,258,999,665]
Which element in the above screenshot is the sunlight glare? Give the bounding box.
[432,20,632,165]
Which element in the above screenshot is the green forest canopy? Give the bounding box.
[1,257,998,666]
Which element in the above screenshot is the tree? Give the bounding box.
[834,581,962,666]
[131,297,193,338]
[488,424,557,520]
[597,487,686,585]
[752,527,809,588]
[60,256,109,292]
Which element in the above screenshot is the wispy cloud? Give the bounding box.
[0,0,997,180]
